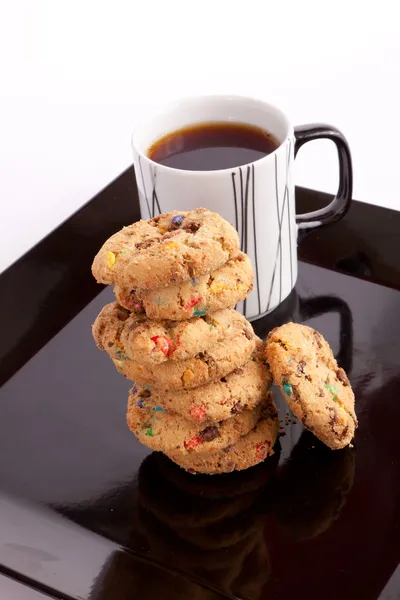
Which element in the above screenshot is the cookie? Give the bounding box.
[265,323,357,450]
[126,393,265,456]
[115,252,254,321]
[132,339,271,422]
[167,398,279,474]
[114,314,256,389]
[93,302,237,367]
[92,208,239,289]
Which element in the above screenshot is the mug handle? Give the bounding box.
[294,124,353,230]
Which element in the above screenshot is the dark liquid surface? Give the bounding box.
[147,121,279,171]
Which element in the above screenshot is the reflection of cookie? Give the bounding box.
[156,451,279,500]
[93,302,237,366]
[90,549,220,600]
[222,533,270,600]
[92,208,239,288]
[266,323,357,449]
[116,318,256,389]
[138,453,256,529]
[133,339,271,423]
[115,252,253,320]
[167,398,279,474]
[189,532,266,599]
[127,393,265,455]
[173,509,259,550]
[276,432,356,540]
[138,502,258,571]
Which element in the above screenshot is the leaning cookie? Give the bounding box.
[114,317,256,390]
[132,339,271,422]
[92,208,239,289]
[127,393,265,456]
[265,323,357,450]
[167,398,279,474]
[115,252,254,321]
[93,302,237,366]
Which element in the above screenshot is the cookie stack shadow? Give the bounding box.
[91,209,280,475]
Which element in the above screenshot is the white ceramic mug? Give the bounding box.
[132,95,352,320]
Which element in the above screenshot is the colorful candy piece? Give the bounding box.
[145,427,154,437]
[165,241,179,250]
[325,383,339,401]
[106,251,116,268]
[172,214,184,226]
[126,291,144,312]
[193,308,207,316]
[209,280,225,294]
[255,440,270,459]
[137,400,144,408]
[184,435,203,451]
[189,406,207,423]
[184,296,202,310]
[282,378,293,397]
[182,368,195,385]
[150,335,173,356]
[191,277,198,285]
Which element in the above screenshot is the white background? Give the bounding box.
[1,0,399,273]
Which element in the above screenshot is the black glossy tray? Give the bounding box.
[0,172,399,600]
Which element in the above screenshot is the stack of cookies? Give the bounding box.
[91,208,279,474]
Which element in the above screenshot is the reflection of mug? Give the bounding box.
[132,95,353,320]
[253,290,354,374]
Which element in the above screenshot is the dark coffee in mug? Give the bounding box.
[146,122,280,171]
[133,95,353,319]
